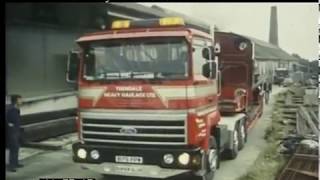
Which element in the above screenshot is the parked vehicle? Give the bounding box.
[274,67,289,85]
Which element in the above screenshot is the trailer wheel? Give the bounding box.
[224,124,239,159]
[238,121,247,150]
[192,136,219,180]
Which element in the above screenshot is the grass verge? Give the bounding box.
[237,92,292,180]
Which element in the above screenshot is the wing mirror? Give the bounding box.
[66,50,80,83]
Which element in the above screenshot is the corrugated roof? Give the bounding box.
[150,5,211,33]
[110,3,212,34]
[110,3,166,18]
[241,34,299,61]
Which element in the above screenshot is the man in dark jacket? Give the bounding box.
[263,81,273,104]
[6,94,24,172]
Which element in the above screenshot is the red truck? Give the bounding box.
[66,17,265,180]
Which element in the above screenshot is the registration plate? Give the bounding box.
[115,155,143,164]
[115,165,142,173]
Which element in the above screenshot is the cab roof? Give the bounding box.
[77,27,212,43]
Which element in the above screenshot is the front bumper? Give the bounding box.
[79,162,189,179]
[72,142,203,178]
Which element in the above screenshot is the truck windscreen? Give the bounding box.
[81,37,189,81]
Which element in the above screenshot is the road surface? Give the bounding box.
[215,85,285,180]
[6,86,285,180]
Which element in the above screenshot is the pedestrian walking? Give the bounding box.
[253,85,262,104]
[268,82,272,93]
[6,94,24,172]
[263,83,270,104]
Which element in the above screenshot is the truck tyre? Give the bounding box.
[238,121,247,150]
[208,136,220,170]
[224,124,239,160]
[193,136,219,180]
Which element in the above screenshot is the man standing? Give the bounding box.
[268,82,273,93]
[253,85,262,104]
[6,94,24,172]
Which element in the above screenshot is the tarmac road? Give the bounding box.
[6,86,285,180]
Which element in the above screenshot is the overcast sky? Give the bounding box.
[140,3,318,61]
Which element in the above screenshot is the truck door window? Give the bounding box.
[192,38,212,76]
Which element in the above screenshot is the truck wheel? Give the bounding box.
[208,136,219,171]
[224,125,239,159]
[238,122,247,150]
[193,136,219,180]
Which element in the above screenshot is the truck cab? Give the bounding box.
[67,17,255,180]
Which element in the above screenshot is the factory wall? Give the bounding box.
[5,24,83,98]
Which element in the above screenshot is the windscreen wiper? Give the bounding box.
[130,72,157,79]
[95,71,133,80]
[160,72,185,78]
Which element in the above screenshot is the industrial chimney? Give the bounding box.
[269,6,279,46]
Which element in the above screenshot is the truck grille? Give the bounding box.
[80,111,187,146]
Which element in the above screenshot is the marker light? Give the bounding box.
[111,20,130,29]
[77,148,87,159]
[159,17,185,26]
[111,17,185,30]
[178,153,190,165]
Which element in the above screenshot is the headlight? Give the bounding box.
[239,42,248,51]
[163,154,174,164]
[90,150,100,160]
[77,148,87,159]
[234,88,246,97]
[178,153,190,165]
[214,43,221,54]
